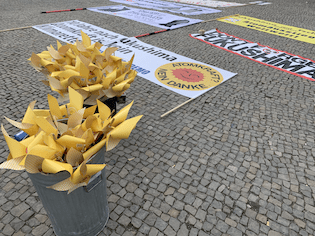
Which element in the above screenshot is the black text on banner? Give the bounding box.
[190,29,315,81]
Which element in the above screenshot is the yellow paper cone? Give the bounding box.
[83,105,97,119]
[66,147,84,167]
[110,115,143,139]
[56,135,86,149]
[82,128,95,148]
[51,70,80,79]
[97,100,111,121]
[22,101,37,124]
[28,144,59,160]
[81,84,103,93]
[83,139,106,160]
[20,136,35,147]
[27,131,46,150]
[24,155,44,173]
[68,87,84,112]
[47,46,63,60]
[106,135,121,151]
[67,108,85,129]
[47,94,63,119]
[35,117,58,136]
[4,116,33,130]
[112,101,134,126]
[42,159,73,175]
[112,81,130,92]
[81,31,91,48]
[43,134,65,154]
[0,156,25,170]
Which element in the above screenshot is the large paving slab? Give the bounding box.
[1,0,315,235]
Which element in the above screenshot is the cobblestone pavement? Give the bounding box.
[1,0,315,235]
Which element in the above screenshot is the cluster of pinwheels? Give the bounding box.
[0,87,142,193]
[29,31,136,105]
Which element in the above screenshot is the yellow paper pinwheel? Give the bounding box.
[0,87,142,192]
[28,31,137,105]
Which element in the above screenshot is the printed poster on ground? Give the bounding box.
[190,29,315,81]
[110,0,221,15]
[88,5,202,29]
[217,15,315,45]
[167,0,246,8]
[33,20,237,98]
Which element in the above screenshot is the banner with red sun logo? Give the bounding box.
[156,62,223,91]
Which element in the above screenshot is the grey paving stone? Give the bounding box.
[189,227,199,236]
[277,216,290,227]
[183,192,195,205]
[136,209,149,220]
[169,217,180,231]
[2,224,14,236]
[178,211,187,223]
[186,214,196,225]
[227,227,243,236]
[148,228,159,236]
[246,208,258,219]
[164,226,176,236]
[139,223,151,234]
[248,218,260,234]
[154,218,168,231]
[2,213,14,225]
[240,215,249,226]
[131,217,142,229]
[145,213,157,226]
[178,224,189,236]
[21,225,32,234]
[118,214,131,227]
[10,218,24,231]
[31,225,49,236]
[173,200,185,211]
[216,220,229,233]
[195,209,206,222]
[12,231,25,236]
[268,230,283,236]
[256,214,267,224]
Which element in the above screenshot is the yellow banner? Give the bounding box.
[217,15,315,45]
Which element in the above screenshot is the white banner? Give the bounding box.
[87,5,202,29]
[33,20,237,98]
[33,20,126,45]
[168,0,246,8]
[110,0,221,15]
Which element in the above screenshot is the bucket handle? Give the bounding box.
[84,171,102,193]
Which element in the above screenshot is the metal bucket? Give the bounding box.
[27,145,109,236]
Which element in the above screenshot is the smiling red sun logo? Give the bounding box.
[172,68,204,83]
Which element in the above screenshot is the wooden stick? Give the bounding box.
[0,26,32,33]
[0,18,72,33]
[135,29,169,38]
[41,8,87,13]
[160,97,196,118]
